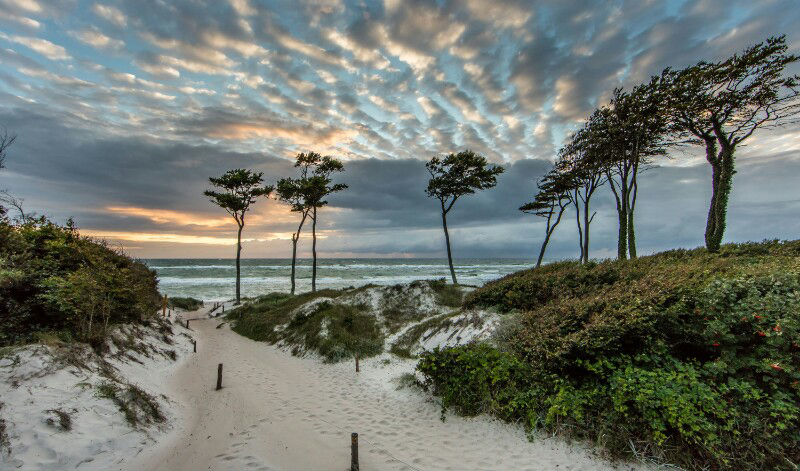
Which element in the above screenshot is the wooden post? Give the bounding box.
[162,295,167,317]
[355,354,360,373]
[186,319,190,329]
[193,340,196,353]
[222,304,225,313]
[351,433,359,471]
[216,363,223,390]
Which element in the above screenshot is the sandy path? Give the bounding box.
[121,309,645,471]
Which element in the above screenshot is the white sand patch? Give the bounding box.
[0,320,195,470]
[121,318,651,471]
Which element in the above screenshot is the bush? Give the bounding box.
[167,297,203,311]
[419,241,800,470]
[231,291,383,362]
[0,218,161,346]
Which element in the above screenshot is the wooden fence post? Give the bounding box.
[162,294,167,317]
[355,354,360,373]
[216,363,223,390]
[193,340,196,353]
[351,433,359,471]
[186,319,190,329]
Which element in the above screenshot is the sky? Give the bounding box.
[0,0,799,260]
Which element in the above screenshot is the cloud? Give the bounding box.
[1,0,799,259]
[92,4,127,27]
[70,28,124,51]
[1,34,71,60]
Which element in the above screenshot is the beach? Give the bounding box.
[121,306,646,471]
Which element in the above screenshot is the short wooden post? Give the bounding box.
[351,433,359,471]
[355,354,360,373]
[222,304,225,313]
[193,340,196,353]
[186,319,190,329]
[216,363,223,390]
[162,295,167,317]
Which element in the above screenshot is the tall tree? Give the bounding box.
[558,127,607,264]
[603,80,669,259]
[205,169,273,304]
[304,156,347,292]
[276,153,318,295]
[664,35,800,252]
[426,150,504,284]
[520,169,570,268]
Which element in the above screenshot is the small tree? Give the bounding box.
[276,153,317,295]
[0,129,16,219]
[0,129,15,170]
[520,169,570,267]
[664,35,800,252]
[303,156,347,292]
[426,150,504,284]
[205,169,273,304]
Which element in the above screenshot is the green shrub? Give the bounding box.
[0,218,161,346]
[231,291,383,362]
[428,278,464,308]
[419,241,800,470]
[167,297,203,311]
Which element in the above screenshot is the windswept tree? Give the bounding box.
[558,126,607,264]
[603,80,669,259]
[205,169,274,304]
[304,156,347,292]
[426,150,504,284]
[520,169,570,268]
[664,35,800,252]
[276,153,316,295]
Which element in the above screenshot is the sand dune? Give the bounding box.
[122,308,648,471]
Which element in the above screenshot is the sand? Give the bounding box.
[121,308,648,471]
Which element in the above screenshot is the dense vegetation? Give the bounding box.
[418,240,800,470]
[0,218,161,348]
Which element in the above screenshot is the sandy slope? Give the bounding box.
[123,311,648,471]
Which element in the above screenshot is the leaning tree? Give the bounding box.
[426,150,504,284]
[558,123,607,264]
[520,168,570,268]
[603,80,669,259]
[303,156,347,293]
[205,169,273,304]
[664,35,800,252]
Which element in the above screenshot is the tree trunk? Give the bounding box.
[290,213,307,295]
[583,200,591,264]
[441,210,458,285]
[627,208,637,259]
[574,193,584,263]
[235,223,243,304]
[537,206,566,268]
[706,146,735,252]
[311,208,317,292]
[290,234,299,295]
[703,139,721,252]
[607,171,628,261]
[627,177,638,259]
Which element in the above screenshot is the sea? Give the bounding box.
[143,258,533,301]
